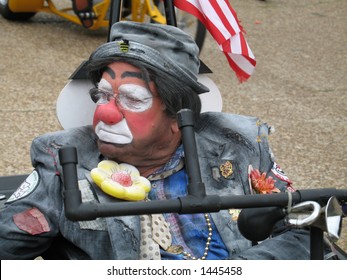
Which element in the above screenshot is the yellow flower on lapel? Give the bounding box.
[90,160,151,201]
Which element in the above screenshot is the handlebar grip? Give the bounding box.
[237,206,286,242]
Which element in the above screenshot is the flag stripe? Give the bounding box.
[174,0,225,43]
[174,0,256,82]
[239,31,249,57]
[211,0,238,36]
[201,1,234,41]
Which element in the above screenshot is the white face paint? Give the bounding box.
[94,79,133,144]
[97,79,153,112]
[95,119,133,144]
[93,79,153,144]
[98,78,112,91]
[117,84,153,112]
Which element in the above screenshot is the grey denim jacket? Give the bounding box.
[0,112,310,259]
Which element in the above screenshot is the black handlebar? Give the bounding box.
[58,109,347,221]
[58,109,347,260]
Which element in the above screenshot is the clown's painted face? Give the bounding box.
[92,62,179,165]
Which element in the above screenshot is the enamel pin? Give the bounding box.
[220,161,233,178]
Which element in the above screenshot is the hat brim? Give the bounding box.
[56,75,222,130]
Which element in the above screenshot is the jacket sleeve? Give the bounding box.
[0,135,63,259]
[233,227,310,259]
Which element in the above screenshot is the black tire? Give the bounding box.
[0,0,36,21]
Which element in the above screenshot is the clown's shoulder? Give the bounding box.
[30,125,98,168]
[197,112,271,147]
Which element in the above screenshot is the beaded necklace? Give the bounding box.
[166,213,212,260]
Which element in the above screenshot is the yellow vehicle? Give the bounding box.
[0,0,206,49]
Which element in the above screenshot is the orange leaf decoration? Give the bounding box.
[250,169,280,194]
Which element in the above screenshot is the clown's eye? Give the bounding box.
[117,85,153,112]
[89,88,113,104]
[117,94,148,110]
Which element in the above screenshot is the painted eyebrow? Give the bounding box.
[104,67,115,79]
[104,67,144,80]
[121,71,143,79]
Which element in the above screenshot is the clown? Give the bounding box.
[92,62,182,178]
[0,22,311,260]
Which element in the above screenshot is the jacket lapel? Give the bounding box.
[195,133,252,257]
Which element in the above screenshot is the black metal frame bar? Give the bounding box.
[59,109,347,222]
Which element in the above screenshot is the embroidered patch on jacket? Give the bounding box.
[271,162,292,184]
[7,171,40,203]
[13,207,50,235]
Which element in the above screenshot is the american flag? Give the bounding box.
[174,0,256,82]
